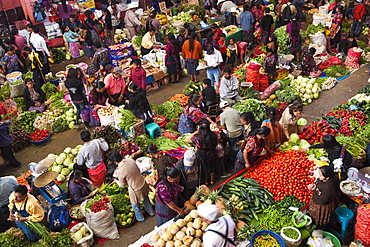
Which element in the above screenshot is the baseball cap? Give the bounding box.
[183,150,196,167]
[219,101,229,108]
[113,66,124,75]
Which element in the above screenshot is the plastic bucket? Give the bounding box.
[6,71,22,83]
[281,227,302,247]
[323,231,341,247]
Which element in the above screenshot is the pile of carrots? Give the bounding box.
[170,94,188,107]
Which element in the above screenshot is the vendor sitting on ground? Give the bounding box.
[68,170,95,205]
[141,26,163,56]
[118,137,143,159]
[8,185,45,242]
[219,67,242,106]
[201,78,218,110]
[301,47,317,76]
[23,78,45,113]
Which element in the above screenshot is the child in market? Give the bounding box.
[62,25,81,64]
[227,38,238,69]
[218,33,227,67]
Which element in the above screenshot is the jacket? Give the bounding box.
[23,86,45,110]
[0,123,12,147]
[65,78,86,103]
[354,3,366,20]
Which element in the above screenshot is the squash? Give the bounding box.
[176,219,187,228]
[191,241,201,247]
[174,240,182,247]
[166,241,175,247]
[183,235,194,246]
[194,229,203,238]
[200,185,211,195]
[189,210,199,219]
[184,215,193,223]
[184,201,195,211]
[186,227,195,236]
[193,218,202,229]
[169,225,180,235]
[181,226,187,233]
[162,231,173,241]
[201,222,208,231]
[151,234,161,243]
[187,222,193,228]
[176,231,185,241]
[195,201,203,208]
[155,238,166,247]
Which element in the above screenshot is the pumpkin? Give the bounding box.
[187,222,193,228]
[151,234,161,243]
[162,231,173,242]
[176,219,187,228]
[174,240,182,247]
[166,241,175,247]
[193,218,202,229]
[189,210,199,219]
[194,229,203,238]
[155,238,166,247]
[183,235,194,246]
[201,222,208,231]
[186,227,195,236]
[169,225,180,235]
[176,231,185,241]
[184,215,193,223]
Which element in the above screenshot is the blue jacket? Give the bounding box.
[0,123,12,147]
[239,11,255,31]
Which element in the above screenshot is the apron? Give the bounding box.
[87,161,107,187]
[13,198,38,242]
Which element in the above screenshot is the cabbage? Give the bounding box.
[313,93,319,99]
[68,163,74,171]
[74,230,83,241]
[300,88,306,94]
[69,122,75,129]
[301,82,307,88]
[56,156,65,165]
[306,84,313,89]
[64,158,73,166]
[52,166,62,173]
[64,147,72,154]
[308,98,312,103]
[290,133,300,143]
[47,153,55,158]
[297,118,307,126]
[75,145,83,150]
[292,146,300,151]
[61,168,70,176]
[312,87,318,93]
[59,153,67,160]
[71,149,78,155]
[57,174,66,181]
[305,89,312,95]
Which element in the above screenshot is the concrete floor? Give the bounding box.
[0,57,369,247]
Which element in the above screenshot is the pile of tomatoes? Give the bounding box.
[29,129,49,142]
[91,196,110,213]
[244,150,315,204]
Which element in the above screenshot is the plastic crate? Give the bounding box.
[39,182,67,204]
[117,120,145,139]
[273,68,289,80]
[146,74,154,84]
[108,43,133,61]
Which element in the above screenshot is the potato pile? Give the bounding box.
[98,105,116,116]
[151,210,208,247]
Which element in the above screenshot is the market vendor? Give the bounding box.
[126,82,153,124]
[204,44,223,88]
[8,185,45,242]
[89,82,110,108]
[0,176,18,213]
[76,131,109,186]
[109,151,155,222]
[118,137,143,159]
[235,126,272,172]
[0,120,22,169]
[219,67,242,106]
[279,102,303,141]
[308,166,340,228]
[23,78,45,113]
[104,66,127,106]
[178,94,216,134]
[301,47,317,76]
[211,24,223,41]
[68,170,95,205]
[201,78,218,109]
[124,2,144,40]
[140,27,163,56]
[128,58,146,90]
[198,203,236,246]
[310,135,360,177]
[155,166,185,226]
[218,0,238,17]
[182,32,203,83]
[146,144,178,177]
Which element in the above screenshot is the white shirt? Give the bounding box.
[203,215,236,247]
[124,9,141,28]
[219,75,239,99]
[29,32,50,56]
[204,49,223,68]
[221,1,238,14]
[77,139,109,169]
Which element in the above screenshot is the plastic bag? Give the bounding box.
[135,157,153,173]
[70,222,94,247]
[260,81,281,100]
[81,200,119,239]
[4,99,18,116]
[313,14,326,26]
[281,226,302,246]
[309,32,327,47]
[355,204,370,246]
[345,47,363,68]
[10,82,25,98]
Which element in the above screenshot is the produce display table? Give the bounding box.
[226,29,242,46]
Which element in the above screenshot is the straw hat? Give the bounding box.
[34,171,59,188]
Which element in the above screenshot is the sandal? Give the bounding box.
[210,181,215,185]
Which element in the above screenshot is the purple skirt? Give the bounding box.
[29,103,45,113]
[69,42,80,58]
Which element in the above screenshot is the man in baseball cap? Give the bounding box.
[104,66,126,106]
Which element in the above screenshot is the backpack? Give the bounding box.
[47,205,72,232]
[282,4,292,22]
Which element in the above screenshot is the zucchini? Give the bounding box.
[220,192,231,199]
[235,182,247,188]
[264,188,274,197]
[246,178,260,186]
[250,209,259,220]
[254,197,260,207]
[218,184,225,193]
[245,187,260,192]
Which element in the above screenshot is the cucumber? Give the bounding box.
[218,184,225,193]
[220,192,231,199]
[246,178,260,186]
[264,188,274,197]
[245,187,260,192]
[254,197,260,207]
[250,209,259,220]
[235,182,247,188]
[239,209,251,214]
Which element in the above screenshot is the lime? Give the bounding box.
[128,212,134,218]
[127,218,132,224]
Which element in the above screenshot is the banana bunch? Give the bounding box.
[148,186,156,205]
[156,14,168,25]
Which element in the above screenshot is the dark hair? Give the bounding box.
[167,33,181,51]
[94,42,102,49]
[337,5,344,13]
[132,58,142,66]
[206,31,215,44]
[4,39,12,45]
[85,10,92,18]
[187,94,201,107]
[10,29,18,43]
[203,78,212,86]
[220,33,226,38]
[108,150,123,163]
[105,64,114,72]
[211,24,219,29]
[146,144,159,154]
[197,123,218,152]
[149,11,156,18]
[188,32,197,52]
[265,7,270,13]
[129,82,139,91]
[96,81,105,89]
[80,130,91,142]
[148,26,156,32]
[289,102,303,115]
[243,3,250,11]
[229,38,235,43]
[72,170,83,180]
[322,135,341,149]
[61,0,68,13]
[67,68,79,79]
[24,47,32,52]
[14,185,28,195]
[69,14,76,18]
[33,26,40,33]
[267,106,278,128]
[25,78,33,85]
[223,67,232,74]
[256,126,271,136]
[6,46,15,52]
[61,25,68,33]
[240,111,256,125]
[27,24,34,30]
[291,19,300,38]
[320,166,335,179]
[308,47,316,55]
[157,166,180,193]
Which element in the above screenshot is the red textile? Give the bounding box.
[129,66,146,90]
[87,161,107,187]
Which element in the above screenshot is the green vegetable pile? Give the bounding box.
[305,23,325,35]
[232,99,267,124]
[23,72,33,80]
[154,136,190,150]
[134,134,155,154]
[182,80,203,95]
[151,101,183,120]
[274,195,306,210]
[282,227,300,239]
[13,97,26,112]
[275,86,301,104]
[165,121,177,130]
[255,204,293,233]
[52,117,68,133]
[14,111,37,133]
[41,83,57,100]
[108,193,132,214]
[274,26,289,54]
[49,47,67,64]
[0,83,10,101]
[323,65,348,78]
[12,80,23,86]
[238,86,260,99]
[336,134,369,160]
[117,109,139,132]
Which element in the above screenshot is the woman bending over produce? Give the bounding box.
[89,82,110,108]
[146,144,178,178]
[178,94,215,134]
[118,137,142,159]
[155,166,185,226]
[310,135,360,178]
[126,82,153,124]
[308,166,340,228]
[240,111,258,139]
[261,107,282,149]
[235,126,272,173]
[23,78,45,113]
[68,170,95,205]
[279,102,303,141]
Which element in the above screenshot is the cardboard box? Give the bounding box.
[153,71,164,81]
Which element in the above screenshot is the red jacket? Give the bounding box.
[353,3,365,20]
[130,66,147,90]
